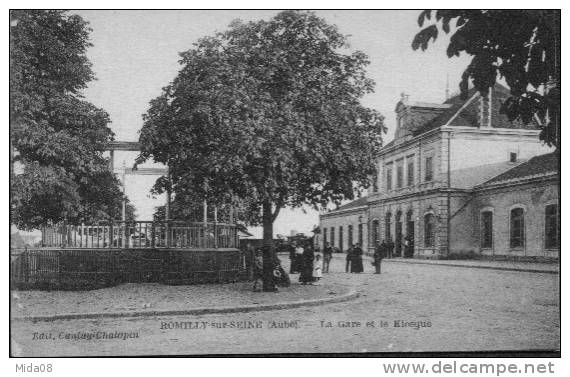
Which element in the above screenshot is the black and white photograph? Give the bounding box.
[9,8,561,363]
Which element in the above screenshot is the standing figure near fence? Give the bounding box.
[252,249,264,292]
[299,244,314,284]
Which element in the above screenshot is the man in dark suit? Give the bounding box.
[373,240,387,274]
[345,245,353,273]
[323,242,333,273]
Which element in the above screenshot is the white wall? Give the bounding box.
[449,129,552,171]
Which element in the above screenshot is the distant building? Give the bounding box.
[320,85,559,260]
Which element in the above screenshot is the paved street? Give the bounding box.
[11,256,559,356]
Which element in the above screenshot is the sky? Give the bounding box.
[73,10,471,238]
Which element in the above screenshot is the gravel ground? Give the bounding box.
[11,256,559,356]
[11,274,350,319]
[384,258,559,272]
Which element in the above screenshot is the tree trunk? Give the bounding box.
[261,200,276,292]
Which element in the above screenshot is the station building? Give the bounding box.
[320,85,559,260]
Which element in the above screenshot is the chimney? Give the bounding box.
[479,87,492,127]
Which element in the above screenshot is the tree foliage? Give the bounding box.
[413,10,560,148]
[137,10,385,243]
[10,10,130,229]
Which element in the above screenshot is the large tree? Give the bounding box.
[137,11,385,288]
[10,10,130,229]
[413,10,560,149]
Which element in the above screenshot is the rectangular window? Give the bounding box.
[330,227,335,248]
[481,211,493,248]
[386,164,393,191]
[545,205,559,249]
[510,208,525,248]
[396,161,404,188]
[358,223,363,245]
[407,159,415,186]
[338,226,344,251]
[510,152,517,163]
[348,225,353,247]
[425,156,433,182]
[323,228,327,244]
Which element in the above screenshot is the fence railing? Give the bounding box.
[10,248,245,289]
[41,221,238,249]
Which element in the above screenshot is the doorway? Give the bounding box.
[406,210,415,257]
[395,211,402,256]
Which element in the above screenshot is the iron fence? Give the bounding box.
[40,220,238,250]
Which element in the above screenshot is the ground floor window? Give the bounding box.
[510,208,525,248]
[480,211,493,248]
[385,213,392,241]
[545,204,559,249]
[348,224,353,247]
[424,213,435,247]
[358,223,363,246]
[330,227,335,248]
[338,226,344,251]
[323,227,327,245]
[372,220,379,247]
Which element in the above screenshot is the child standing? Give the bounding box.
[313,253,323,283]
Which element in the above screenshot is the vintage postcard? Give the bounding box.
[9,9,560,363]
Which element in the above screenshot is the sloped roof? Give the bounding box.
[412,84,537,136]
[450,161,526,189]
[482,152,560,185]
[329,196,368,213]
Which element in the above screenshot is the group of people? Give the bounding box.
[344,243,364,273]
[289,242,333,285]
[244,245,291,292]
[244,236,415,291]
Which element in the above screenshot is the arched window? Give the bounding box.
[510,208,525,248]
[480,211,493,248]
[545,204,559,249]
[424,214,435,247]
[372,220,380,247]
[385,213,392,241]
[406,210,415,242]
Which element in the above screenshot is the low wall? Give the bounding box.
[10,248,245,291]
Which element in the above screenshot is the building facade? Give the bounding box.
[320,85,559,260]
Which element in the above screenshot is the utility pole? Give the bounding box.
[121,160,127,248]
[165,165,171,248]
[121,160,126,221]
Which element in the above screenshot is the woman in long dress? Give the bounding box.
[350,243,364,273]
[299,245,314,284]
